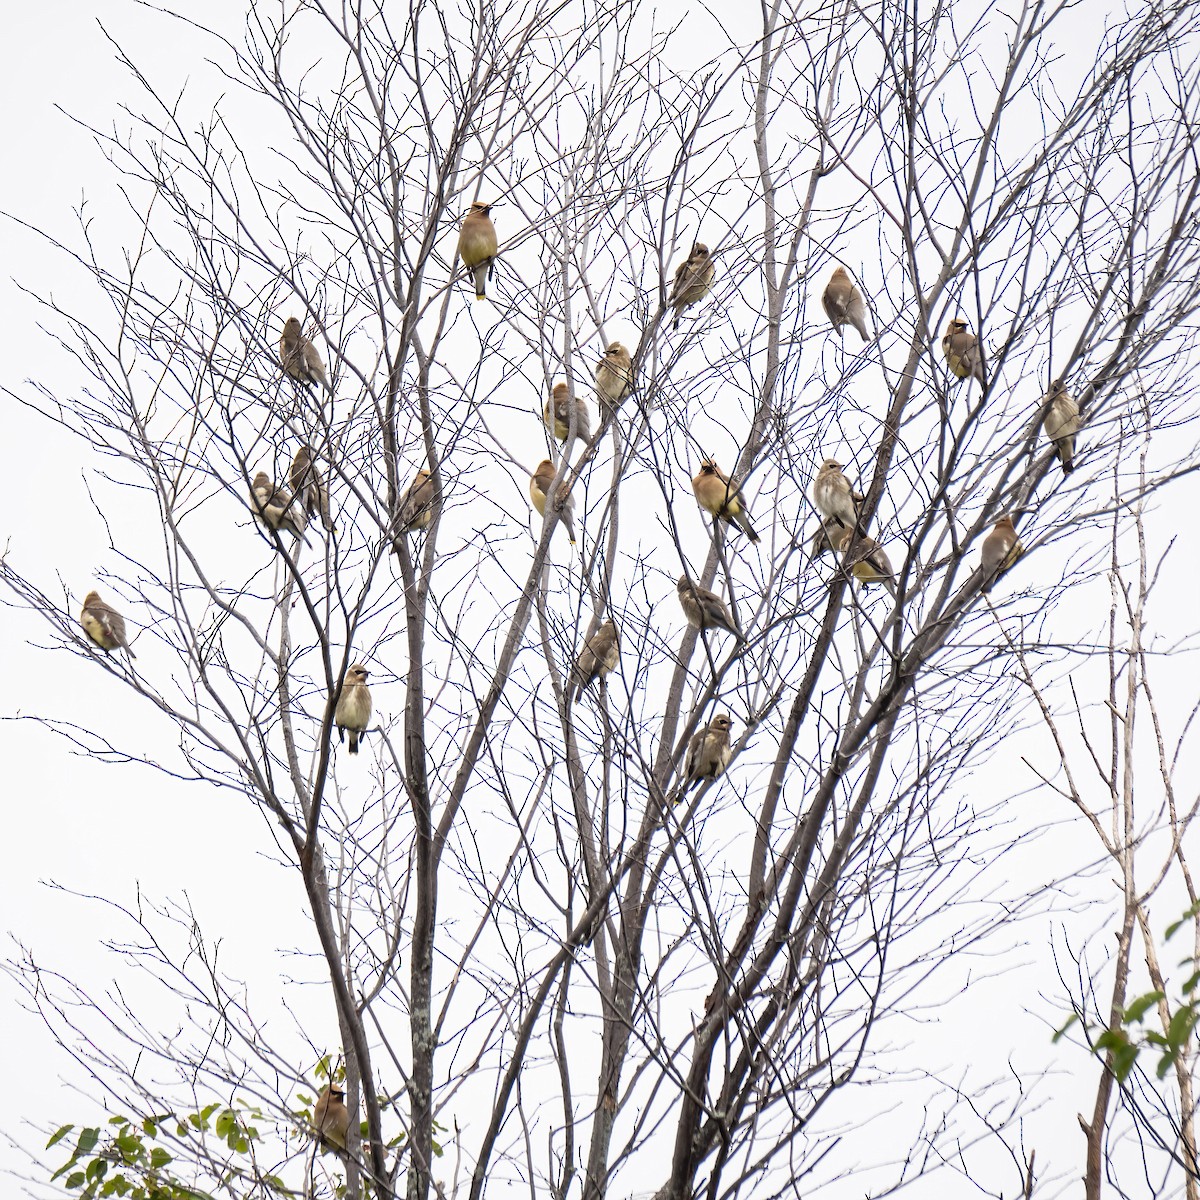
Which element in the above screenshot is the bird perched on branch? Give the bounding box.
[335,664,372,755]
[573,620,619,702]
[812,459,863,533]
[677,576,742,641]
[1042,379,1080,475]
[836,531,897,598]
[942,317,985,388]
[692,459,760,543]
[821,267,870,342]
[457,202,498,301]
[529,459,577,545]
[396,468,440,535]
[595,342,633,411]
[981,515,1023,591]
[80,591,136,659]
[807,515,844,561]
[544,383,591,444]
[279,317,329,390]
[313,1086,349,1157]
[684,713,733,790]
[250,472,310,545]
[289,444,333,533]
[668,242,715,331]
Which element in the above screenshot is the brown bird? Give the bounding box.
[836,531,897,598]
[251,471,310,546]
[595,342,633,411]
[942,317,985,388]
[544,382,592,444]
[668,242,715,331]
[457,201,498,300]
[821,267,870,342]
[1042,379,1080,475]
[812,459,863,532]
[684,712,733,790]
[573,619,619,702]
[692,459,760,543]
[80,591,136,659]
[980,515,1023,592]
[313,1085,350,1157]
[529,459,577,545]
[396,468,440,534]
[279,317,329,390]
[677,576,742,640]
[334,664,372,754]
[807,516,844,561]
[289,445,333,532]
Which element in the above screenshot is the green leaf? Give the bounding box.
[86,1158,108,1183]
[1109,1041,1140,1082]
[148,1148,172,1170]
[77,1128,101,1156]
[1165,899,1200,940]
[1166,1005,1199,1050]
[1052,1013,1079,1042]
[1122,991,1164,1025]
[65,1170,87,1190]
[47,1125,75,1150]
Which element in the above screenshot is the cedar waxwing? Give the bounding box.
[812,459,863,532]
[335,664,372,755]
[279,317,329,390]
[684,713,733,789]
[289,444,333,532]
[80,590,136,659]
[668,242,715,331]
[981,515,1023,592]
[595,342,633,410]
[821,267,870,342]
[313,1086,349,1157]
[692,459,760,543]
[942,317,985,388]
[807,515,844,561]
[544,383,591,444]
[529,459,577,545]
[251,471,310,546]
[457,202,498,300]
[836,530,897,598]
[396,469,440,534]
[1042,379,1080,475]
[573,619,619,702]
[677,576,742,640]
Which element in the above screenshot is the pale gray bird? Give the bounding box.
[942,317,985,388]
[684,712,734,789]
[1042,379,1080,475]
[595,342,633,410]
[836,530,897,598]
[669,242,715,330]
[981,515,1023,592]
[289,444,333,532]
[313,1085,349,1157]
[80,591,136,659]
[821,267,869,342]
[457,202,498,300]
[529,459,577,545]
[396,468,440,534]
[335,664,372,755]
[812,459,863,532]
[677,576,742,640]
[279,317,329,390]
[544,382,591,443]
[251,471,310,546]
[573,619,619,702]
[692,459,760,543]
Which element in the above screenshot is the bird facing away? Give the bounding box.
[677,576,742,640]
[544,383,592,444]
[457,202,498,300]
[80,591,136,659]
[573,619,619,702]
[529,459,577,545]
[335,664,372,755]
[821,267,870,342]
[668,242,715,331]
[692,459,760,543]
[981,515,1024,592]
[684,713,734,790]
[279,317,329,390]
[1042,379,1080,475]
[251,472,310,546]
[595,342,633,411]
[942,317,985,388]
[289,444,333,532]
[313,1086,350,1157]
[812,459,863,532]
[837,531,897,598]
[396,468,440,534]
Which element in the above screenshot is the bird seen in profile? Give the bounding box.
[251,472,310,546]
[289,444,333,533]
[942,317,985,388]
[836,530,897,598]
[677,576,742,641]
[812,459,863,533]
[573,619,619,702]
[544,382,591,444]
[981,515,1023,592]
[529,459,577,545]
[80,591,136,659]
[683,712,733,791]
[1042,379,1080,475]
[396,468,440,535]
[279,317,329,390]
[668,242,715,331]
[335,664,372,755]
[457,201,498,300]
[313,1085,350,1157]
[692,459,760,543]
[595,342,633,411]
[821,267,870,342]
